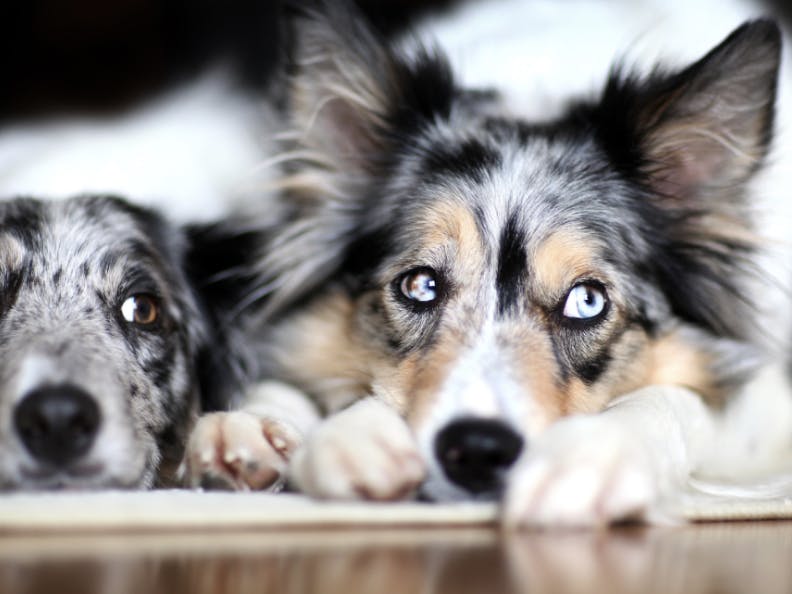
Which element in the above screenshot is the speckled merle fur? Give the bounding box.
[0,195,235,490]
[182,4,781,502]
[237,7,776,389]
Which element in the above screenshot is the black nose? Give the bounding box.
[14,385,101,467]
[434,418,524,494]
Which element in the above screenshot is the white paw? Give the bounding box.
[502,416,658,528]
[289,399,426,501]
[181,411,301,491]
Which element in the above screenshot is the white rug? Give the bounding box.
[0,487,791,532]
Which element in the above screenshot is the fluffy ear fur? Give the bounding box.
[255,1,456,315]
[592,20,780,340]
[626,20,778,201]
[287,0,454,175]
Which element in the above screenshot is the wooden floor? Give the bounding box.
[1,522,791,594]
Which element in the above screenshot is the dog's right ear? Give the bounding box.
[286,0,455,180]
[248,1,457,314]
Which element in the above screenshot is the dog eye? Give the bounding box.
[563,284,607,320]
[399,268,439,304]
[120,294,160,325]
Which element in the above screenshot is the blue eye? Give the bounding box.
[400,269,438,303]
[563,284,607,320]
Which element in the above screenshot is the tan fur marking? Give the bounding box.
[388,199,488,428]
[560,360,621,416]
[532,229,599,300]
[417,199,483,260]
[645,332,719,405]
[510,331,567,432]
[563,378,601,415]
[401,332,468,429]
[557,328,716,417]
[268,291,373,411]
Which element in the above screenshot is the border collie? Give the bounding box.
[184,0,792,526]
[0,194,241,490]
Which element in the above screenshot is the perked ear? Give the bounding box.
[249,1,455,317]
[287,0,455,176]
[624,19,780,201]
[595,19,781,341]
[586,20,780,342]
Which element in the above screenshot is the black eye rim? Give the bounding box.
[392,266,445,313]
[556,280,610,329]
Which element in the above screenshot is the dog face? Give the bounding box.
[0,195,209,490]
[256,7,779,500]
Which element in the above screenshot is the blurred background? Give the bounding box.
[4,0,792,121]
[0,0,461,122]
[3,0,792,221]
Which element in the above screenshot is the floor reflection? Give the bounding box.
[1,523,791,594]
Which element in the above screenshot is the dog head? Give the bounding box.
[0,195,215,490]
[262,6,780,500]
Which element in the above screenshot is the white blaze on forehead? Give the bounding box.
[412,320,540,501]
[415,322,531,441]
[441,326,509,417]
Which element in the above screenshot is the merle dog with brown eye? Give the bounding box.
[121,294,161,326]
[0,195,241,492]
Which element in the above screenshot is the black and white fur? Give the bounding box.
[180,1,792,526]
[0,195,241,490]
[3,0,792,526]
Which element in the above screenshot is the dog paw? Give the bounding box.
[181,411,301,491]
[289,398,426,501]
[502,416,657,528]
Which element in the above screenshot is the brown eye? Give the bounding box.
[120,294,160,325]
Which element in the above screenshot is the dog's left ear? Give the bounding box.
[605,19,780,202]
[595,20,780,340]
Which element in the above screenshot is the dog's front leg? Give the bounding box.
[503,385,716,528]
[289,397,426,500]
[181,381,320,491]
